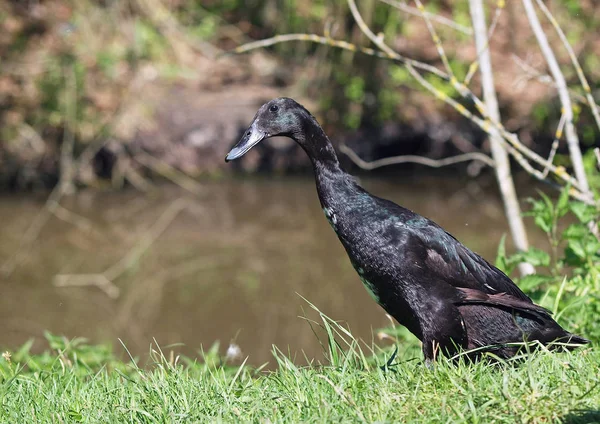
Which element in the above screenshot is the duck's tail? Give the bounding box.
[554,333,590,348]
[455,288,589,358]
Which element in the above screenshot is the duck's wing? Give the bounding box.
[455,287,550,317]
[414,221,532,302]
[372,196,532,302]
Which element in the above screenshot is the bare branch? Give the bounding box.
[541,140,559,180]
[469,0,533,276]
[231,33,448,80]
[397,59,576,186]
[347,0,397,58]
[512,54,554,85]
[512,54,597,106]
[347,0,592,201]
[464,0,506,85]
[534,0,600,133]
[541,112,566,178]
[378,0,472,35]
[74,66,152,180]
[522,0,589,192]
[413,0,454,78]
[228,0,594,206]
[124,164,154,192]
[339,144,494,170]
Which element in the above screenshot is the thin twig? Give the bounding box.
[486,0,504,42]
[512,54,596,107]
[409,0,495,123]
[348,0,591,200]
[124,164,154,192]
[541,112,566,178]
[512,54,554,84]
[230,33,448,80]
[17,123,46,155]
[400,56,590,199]
[228,1,595,205]
[522,0,589,192]
[464,0,506,85]
[413,0,454,78]
[339,144,494,170]
[378,0,472,35]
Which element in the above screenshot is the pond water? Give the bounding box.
[0,171,544,365]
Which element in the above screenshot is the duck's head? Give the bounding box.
[225,97,311,162]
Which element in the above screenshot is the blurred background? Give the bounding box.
[0,0,598,365]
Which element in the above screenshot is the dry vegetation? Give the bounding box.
[0,0,599,189]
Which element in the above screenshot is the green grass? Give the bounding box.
[1,305,599,423]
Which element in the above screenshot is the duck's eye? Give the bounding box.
[269,105,279,112]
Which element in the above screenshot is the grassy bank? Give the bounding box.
[2,192,600,422]
[1,329,598,422]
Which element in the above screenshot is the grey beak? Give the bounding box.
[225,123,267,162]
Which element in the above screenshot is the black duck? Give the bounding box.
[225,97,588,361]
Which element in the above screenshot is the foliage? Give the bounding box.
[0,0,218,188]
[495,187,600,342]
[2,1,600,188]
[1,310,599,422]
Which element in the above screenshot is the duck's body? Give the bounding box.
[226,97,588,361]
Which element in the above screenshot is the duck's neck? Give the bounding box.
[293,116,340,171]
[291,113,359,209]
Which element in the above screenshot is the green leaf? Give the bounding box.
[538,191,555,214]
[520,247,551,267]
[567,239,586,259]
[562,223,588,240]
[534,215,552,233]
[584,239,600,256]
[525,196,553,233]
[570,202,598,224]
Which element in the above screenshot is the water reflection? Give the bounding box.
[0,173,539,365]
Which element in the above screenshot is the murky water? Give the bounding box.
[0,172,544,365]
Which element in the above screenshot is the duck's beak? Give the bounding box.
[225,122,267,162]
